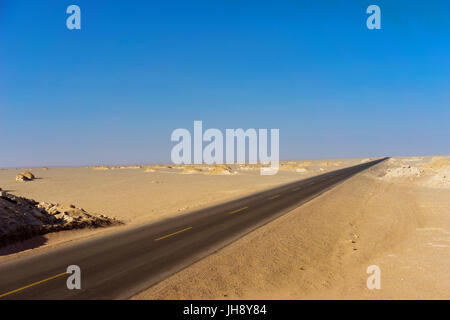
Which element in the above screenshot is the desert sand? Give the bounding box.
[0,159,360,261]
[132,156,450,299]
[1,156,449,299]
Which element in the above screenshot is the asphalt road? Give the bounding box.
[0,158,387,300]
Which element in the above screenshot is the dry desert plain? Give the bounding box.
[1,156,450,299]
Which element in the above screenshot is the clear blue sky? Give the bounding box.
[1,0,449,167]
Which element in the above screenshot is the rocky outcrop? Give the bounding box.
[16,171,35,182]
[380,156,450,188]
[383,165,423,179]
[0,193,122,247]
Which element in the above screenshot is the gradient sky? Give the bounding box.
[1,0,449,167]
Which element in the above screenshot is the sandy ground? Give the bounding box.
[2,156,449,299]
[132,157,450,299]
[0,159,361,262]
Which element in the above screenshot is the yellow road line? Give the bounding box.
[154,227,193,241]
[268,194,280,200]
[229,206,249,215]
[0,272,67,299]
[292,187,300,191]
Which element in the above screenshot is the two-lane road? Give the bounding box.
[0,158,387,299]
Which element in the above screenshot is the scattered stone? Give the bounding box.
[207,165,233,175]
[182,166,203,174]
[382,164,423,180]
[117,165,142,169]
[0,192,122,247]
[238,164,259,171]
[91,166,111,170]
